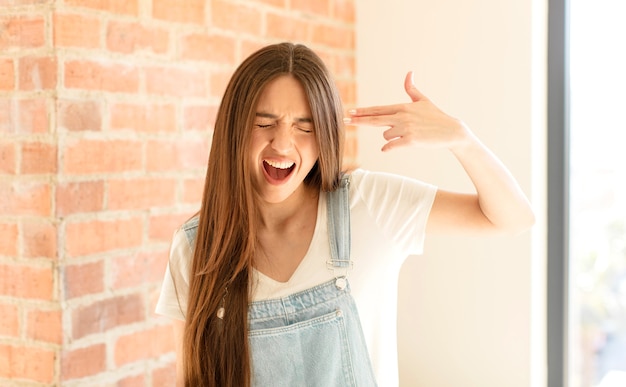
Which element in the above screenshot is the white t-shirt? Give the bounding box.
[155,168,437,386]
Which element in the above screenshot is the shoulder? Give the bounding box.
[176,214,200,248]
[181,214,199,234]
[348,167,423,185]
[168,215,198,276]
[168,214,199,269]
[348,168,437,197]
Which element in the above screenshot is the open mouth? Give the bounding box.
[263,160,295,182]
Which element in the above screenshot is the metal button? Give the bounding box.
[335,277,347,290]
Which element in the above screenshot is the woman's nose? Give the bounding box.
[270,125,293,153]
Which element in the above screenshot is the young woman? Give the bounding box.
[155,42,535,387]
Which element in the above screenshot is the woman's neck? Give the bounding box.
[257,185,319,232]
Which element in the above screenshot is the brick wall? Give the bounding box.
[0,0,356,385]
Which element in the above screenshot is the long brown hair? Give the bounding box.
[183,43,345,386]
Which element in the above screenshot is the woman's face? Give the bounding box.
[249,75,320,204]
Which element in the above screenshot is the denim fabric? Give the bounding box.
[248,175,377,386]
[248,278,376,386]
[182,215,199,242]
[180,176,377,386]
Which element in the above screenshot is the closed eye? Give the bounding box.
[255,124,273,128]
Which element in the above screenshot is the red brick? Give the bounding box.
[21,141,57,174]
[53,13,101,48]
[62,139,142,174]
[152,364,176,387]
[152,0,205,24]
[18,56,57,91]
[312,23,354,49]
[61,343,106,380]
[240,39,266,60]
[0,59,14,90]
[254,0,285,6]
[334,53,356,78]
[180,33,236,63]
[149,212,191,242]
[291,0,330,16]
[71,294,144,339]
[18,98,48,133]
[0,223,18,256]
[336,79,356,105]
[0,303,19,337]
[110,103,176,132]
[210,1,262,36]
[182,177,204,203]
[0,263,53,300]
[0,344,55,383]
[0,0,50,4]
[0,181,52,216]
[65,217,143,257]
[108,178,177,210]
[146,139,209,172]
[107,21,169,54]
[145,66,208,97]
[111,249,168,289]
[64,0,138,15]
[344,129,358,161]
[314,49,334,72]
[118,374,145,387]
[180,140,210,169]
[27,309,62,344]
[64,60,139,93]
[114,324,174,366]
[63,260,104,298]
[58,99,102,131]
[266,13,311,41]
[0,98,13,133]
[332,0,355,23]
[0,142,16,174]
[183,105,217,131]
[148,286,162,312]
[209,69,233,98]
[0,16,45,50]
[56,180,104,216]
[22,220,57,259]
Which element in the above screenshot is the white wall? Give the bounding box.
[355,1,547,386]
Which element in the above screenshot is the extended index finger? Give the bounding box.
[349,103,405,117]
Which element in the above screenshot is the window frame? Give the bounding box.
[547,0,570,385]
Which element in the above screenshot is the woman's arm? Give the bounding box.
[345,72,535,235]
[426,134,535,234]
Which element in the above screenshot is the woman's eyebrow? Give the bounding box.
[255,112,312,123]
[255,112,277,119]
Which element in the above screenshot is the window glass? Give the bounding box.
[569,1,626,386]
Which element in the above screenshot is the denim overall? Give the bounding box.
[181,176,377,386]
[248,176,377,386]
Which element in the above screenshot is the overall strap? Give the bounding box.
[326,174,352,274]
